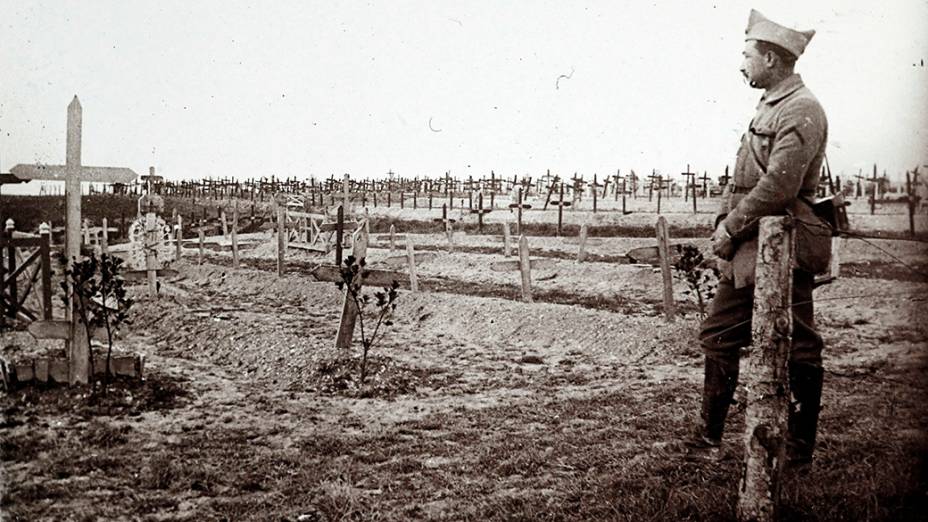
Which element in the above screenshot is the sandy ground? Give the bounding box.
[2,202,927,520]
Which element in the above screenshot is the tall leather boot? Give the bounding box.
[685,355,739,460]
[787,363,824,466]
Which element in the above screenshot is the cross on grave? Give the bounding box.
[542,172,560,210]
[470,192,493,233]
[628,171,639,199]
[10,96,137,385]
[508,187,532,235]
[647,171,661,202]
[699,172,711,199]
[432,204,457,248]
[589,174,603,213]
[571,173,585,204]
[308,230,410,350]
[681,165,696,202]
[613,170,623,201]
[548,183,572,236]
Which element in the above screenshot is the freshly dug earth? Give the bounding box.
[2,194,927,520]
[2,250,926,520]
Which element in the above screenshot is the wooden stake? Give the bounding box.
[406,240,419,293]
[577,223,588,262]
[221,209,228,236]
[656,216,675,321]
[502,222,511,257]
[737,216,793,521]
[175,214,182,261]
[277,206,286,277]
[231,202,239,268]
[518,234,532,303]
[198,226,205,265]
[101,217,109,255]
[389,224,396,252]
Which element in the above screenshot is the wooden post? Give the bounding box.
[231,202,239,268]
[389,224,396,252]
[5,220,16,319]
[502,222,511,257]
[657,181,662,214]
[406,241,419,293]
[39,223,52,320]
[198,225,205,265]
[145,210,159,297]
[175,215,182,261]
[334,205,345,266]
[335,227,368,349]
[557,183,564,236]
[692,181,698,214]
[656,217,675,321]
[737,216,793,521]
[101,217,109,254]
[221,209,228,236]
[516,188,524,235]
[906,171,915,237]
[518,234,532,303]
[277,206,286,277]
[577,223,588,262]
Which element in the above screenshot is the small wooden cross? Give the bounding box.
[507,187,532,235]
[548,183,572,236]
[470,192,492,233]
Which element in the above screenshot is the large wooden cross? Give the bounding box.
[10,96,137,385]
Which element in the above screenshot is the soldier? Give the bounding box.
[685,10,834,468]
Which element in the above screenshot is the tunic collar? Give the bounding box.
[760,74,804,105]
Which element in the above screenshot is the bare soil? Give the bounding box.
[2,195,927,521]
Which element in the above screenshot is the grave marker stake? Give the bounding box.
[175,214,182,261]
[518,234,533,303]
[656,216,675,321]
[502,222,511,257]
[577,223,588,262]
[231,202,239,268]
[198,225,205,265]
[406,240,419,293]
[277,206,286,277]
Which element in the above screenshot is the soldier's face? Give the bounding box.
[740,41,770,89]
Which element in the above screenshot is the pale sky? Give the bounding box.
[1,0,926,195]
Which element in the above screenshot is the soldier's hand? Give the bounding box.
[711,223,735,261]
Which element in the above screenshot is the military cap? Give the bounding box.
[745,9,815,58]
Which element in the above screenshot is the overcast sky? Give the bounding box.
[1,0,926,194]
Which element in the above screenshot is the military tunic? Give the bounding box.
[701,73,830,367]
[717,73,831,289]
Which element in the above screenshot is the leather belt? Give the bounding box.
[731,185,753,194]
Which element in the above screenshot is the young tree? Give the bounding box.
[336,255,399,384]
[60,252,133,393]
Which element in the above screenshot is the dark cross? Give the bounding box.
[869,164,880,215]
[470,192,492,233]
[542,172,561,210]
[612,170,622,201]
[590,173,603,213]
[508,187,532,235]
[433,203,456,244]
[681,164,696,202]
[699,172,711,199]
[719,166,731,189]
[629,171,639,199]
[853,169,864,198]
[647,171,661,202]
[548,183,572,236]
[571,173,584,204]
